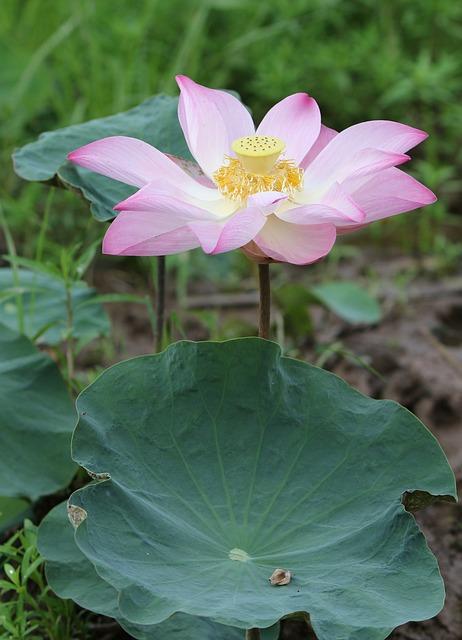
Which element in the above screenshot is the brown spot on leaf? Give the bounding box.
[269,568,292,586]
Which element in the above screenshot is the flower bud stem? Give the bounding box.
[258,263,271,339]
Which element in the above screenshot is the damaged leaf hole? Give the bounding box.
[84,466,111,481]
[67,504,87,528]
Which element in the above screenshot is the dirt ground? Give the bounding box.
[90,254,462,640]
[320,286,462,640]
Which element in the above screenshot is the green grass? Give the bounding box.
[1,0,461,257]
[0,520,88,639]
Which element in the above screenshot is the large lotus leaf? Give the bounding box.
[12,95,191,221]
[0,268,110,346]
[68,338,456,639]
[38,502,244,640]
[0,323,76,499]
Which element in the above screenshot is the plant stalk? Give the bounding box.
[245,629,261,640]
[155,255,166,352]
[258,263,271,339]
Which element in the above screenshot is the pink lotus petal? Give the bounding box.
[114,195,214,220]
[276,203,349,226]
[255,217,336,265]
[256,93,321,166]
[248,191,283,206]
[290,182,364,224]
[176,75,255,178]
[104,188,225,257]
[247,191,288,211]
[330,148,409,186]
[67,136,199,189]
[305,147,410,193]
[166,154,215,188]
[188,192,285,253]
[104,209,190,246]
[189,206,267,255]
[212,207,268,254]
[240,241,272,264]
[304,120,427,190]
[185,190,285,254]
[114,180,223,215]
[339,167,437,229]
[186,220,223,254]
[300,124,337,169]
[102,212,199,256]
[278,183,364,226]
[322,182,366,222]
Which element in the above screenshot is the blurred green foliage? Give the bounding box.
[0,0,461,255]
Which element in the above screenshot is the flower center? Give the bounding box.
[214,135,304,202]
[232,135,285,174]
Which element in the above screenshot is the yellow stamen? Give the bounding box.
[232,135,285,174]
[214,157,304,202]
[215,135,303,202]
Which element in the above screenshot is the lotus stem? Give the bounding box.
[155,255,166,352]
[258,263,271,339]
[245,629,261,640]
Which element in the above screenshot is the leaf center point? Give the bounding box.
[228,547,250,562]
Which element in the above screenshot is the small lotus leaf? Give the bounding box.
[69,339,455,639]
[0,268,110,345]
[312,281,382,324]
[12,95,191,221]
[0,323,76,500]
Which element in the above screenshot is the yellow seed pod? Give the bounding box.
[232,135,285,174]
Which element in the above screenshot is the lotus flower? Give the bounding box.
[68,76,436,265]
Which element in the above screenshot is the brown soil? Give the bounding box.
[323,285,462,639]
